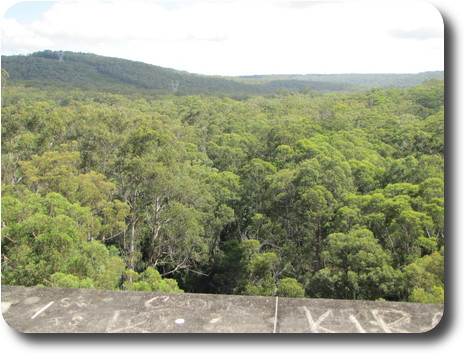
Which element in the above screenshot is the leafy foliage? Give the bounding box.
[1,56,444,303]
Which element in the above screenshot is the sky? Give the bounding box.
[1,0,444,76]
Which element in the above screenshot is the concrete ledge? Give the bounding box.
[1,285,443,333]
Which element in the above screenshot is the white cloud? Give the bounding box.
[2,17,55,52]
[389,27,444,40]
[1,0,444,75]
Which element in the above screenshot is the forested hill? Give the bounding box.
[239,72,445,89]
[1,51,442,95]
[1,51,351,95]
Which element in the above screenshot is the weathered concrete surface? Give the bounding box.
[1,285,443,333]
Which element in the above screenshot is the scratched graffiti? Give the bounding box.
[290,306,442,333]
[301,307,414,333]
[23,298,442,333]
[1,285,444,333]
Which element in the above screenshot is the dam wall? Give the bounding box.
[1,285,443,333]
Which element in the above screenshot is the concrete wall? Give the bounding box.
[1,285,443,333]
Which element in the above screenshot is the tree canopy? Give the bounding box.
[1,59,444,304]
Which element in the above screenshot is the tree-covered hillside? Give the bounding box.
[2,51,349,95]
[2,51,443,96]
[239,71,444,88]
[1,64,444,304]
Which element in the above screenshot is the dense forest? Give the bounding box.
[1,52,444,304]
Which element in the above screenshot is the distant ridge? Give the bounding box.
[239,71,444,88]
[1,51,443,95]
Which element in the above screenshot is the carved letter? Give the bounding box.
[371,309,411,333]
[303,307,335,333]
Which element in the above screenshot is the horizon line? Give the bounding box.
[1,50,445,78]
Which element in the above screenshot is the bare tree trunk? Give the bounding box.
[147,195,169,266]
[129,217,136,270]
[147,225,162,266]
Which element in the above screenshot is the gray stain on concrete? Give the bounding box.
[1,285,443,333]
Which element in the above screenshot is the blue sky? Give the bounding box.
[4,1,56,23]
[1,0,444,76]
